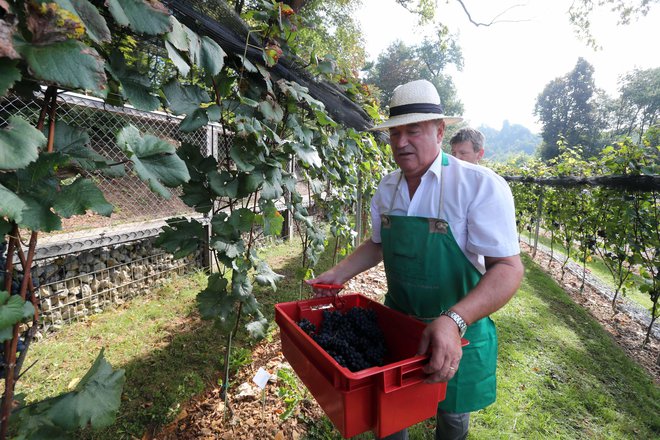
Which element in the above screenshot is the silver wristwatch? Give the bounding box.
[440,310,467,337]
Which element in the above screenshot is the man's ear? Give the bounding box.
[477,149,485,161]
[436,120,446,142]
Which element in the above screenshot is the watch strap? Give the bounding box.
[441,310,467,337]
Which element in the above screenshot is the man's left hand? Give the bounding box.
[417,315,463,383]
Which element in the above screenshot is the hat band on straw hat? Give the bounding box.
[389,103,444,117]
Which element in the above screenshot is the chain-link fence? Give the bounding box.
[0,89,233,231]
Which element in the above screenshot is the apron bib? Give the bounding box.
[380,154,497,413]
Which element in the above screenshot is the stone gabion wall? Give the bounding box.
[32,238,201,335]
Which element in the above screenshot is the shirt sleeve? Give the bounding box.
[465,174,520,258]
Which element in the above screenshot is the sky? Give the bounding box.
[357,0,660,133]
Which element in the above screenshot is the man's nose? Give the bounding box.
[392,134,408,149]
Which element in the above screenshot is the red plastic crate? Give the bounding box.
[275,293,465,438]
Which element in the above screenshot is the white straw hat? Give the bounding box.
[370,79,462,131]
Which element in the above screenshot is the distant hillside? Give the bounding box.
[479,121,541,161]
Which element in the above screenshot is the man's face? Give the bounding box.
[451,140,484,164]
[389,120,444,179]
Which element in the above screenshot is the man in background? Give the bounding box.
[450,127,485,164]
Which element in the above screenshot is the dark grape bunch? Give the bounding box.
[297,307,387,372]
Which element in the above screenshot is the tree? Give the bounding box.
[365,24,464,116]
[534,58,604,160]
[612,67,660,140]
[479,121,541,161]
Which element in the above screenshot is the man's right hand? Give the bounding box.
[305,276,343,298]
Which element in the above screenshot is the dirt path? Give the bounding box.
[155,247,659,439]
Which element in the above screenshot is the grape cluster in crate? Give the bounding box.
[297,306,387,372]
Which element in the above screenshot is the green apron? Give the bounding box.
[381,153,497,413]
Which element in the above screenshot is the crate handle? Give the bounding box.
[380,361,427,393]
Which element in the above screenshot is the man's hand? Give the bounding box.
[417,315,463,383]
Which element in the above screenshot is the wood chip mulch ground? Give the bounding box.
[155,247,659,439]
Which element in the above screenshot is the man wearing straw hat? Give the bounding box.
[308,79,523,439]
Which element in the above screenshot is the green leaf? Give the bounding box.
[208,170,238,198]
[51,122,123,176]
[0,218,11,236]
[54,0,111,43]
[231,270,252,298]
[254,261,284,290]
[261,201,284,236]
[106,0,171,35]
[164,40,190,77]
[116,125,190,199]
[228,208,256,233]
[179,108,209,132]
[19,195,62,232]
[237,172,264,197]
[180,183,214,213]
[15,39,107,97]
[0,183,26,222]
[162,80,210,115]
[197,273,231,320]
[166,16,189,52]
[211,237,244,259]
[46,349,125,430]
[106,51,159,111]
[0,291,26,341]
[199,36,225,76]
[177,142,217,180]
[155,217,205,259]
[53,178,113,218]
[0,116,45,170]
[289,141,322,168]
[258,97,283,122]
[0,60,21,98]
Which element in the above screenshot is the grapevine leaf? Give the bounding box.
[289,141,321,168]
[199,36,225,76]
[180,182,214,213]
[211,237,244,259]
[210,212,237,239]
[197,273,230,320]
[0,7,19,59]
[0,59,20,97]
[258,96,283,122]
[155,217,205,259]
[231,270,252,298]
[106,0,171,35]
[207,104,221,122]
[106,51,159,111]
[51,122,124,176]
[54,0,111,43]
[260,201,283,236]
[166,16,188,52]
[53,178,114,218]
[46,349,125,430]
[19,195,62,232]
[254,261,284,290]
[0,291,26,341]
[14,38,107,97]
[230,144,258,172]
[228,208,256,233]
[245,316,268,339]
[0,183,26,222]
[116,125,190,199]
[162,80,210,115]
[179,108,209,132]
[237,172,264,197]
[208,170,238,198]
[164,40,190,77]
[177,142,218,180]
[0,116,45,170]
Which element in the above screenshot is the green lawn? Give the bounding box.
[13,238,660,439]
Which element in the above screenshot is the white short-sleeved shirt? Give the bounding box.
[371,153,520,274]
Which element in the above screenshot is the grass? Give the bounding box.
[12,238,660,439]
[523,231,653,312]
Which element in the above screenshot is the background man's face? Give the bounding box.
[451,141,484,164]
